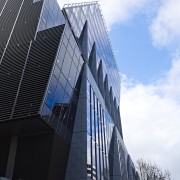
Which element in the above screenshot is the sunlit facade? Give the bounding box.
[0,0,138,180]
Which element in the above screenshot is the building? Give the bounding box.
[0,0,138,179]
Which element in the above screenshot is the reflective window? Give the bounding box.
[65,82,73,97]
[53,82,64,105]
[45,75,57,109]
[61,52,72,78]
[91,104,95,140]
[41,24,84,142]
[41,104,51,122]
[72,53,79,67]
[68,62,77,87]
[59,73,67,90]
[67,40,74,58]
[63,36,69,47]
[38,0,65,31]
[87,100,91,135]
[96,116,99,145]
[87,135,92,178]
[64,3,121,105]
[57,44,66,68]
[53,64,60,79]
[96,145,100,179]
[92,139,97,179]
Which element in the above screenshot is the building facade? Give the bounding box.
[0,0,138,180]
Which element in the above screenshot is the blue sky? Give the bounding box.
[58,0,180,179]
[110,15,171,84]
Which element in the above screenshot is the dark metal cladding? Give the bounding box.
[0,0,43,121]
[12,25,64,119]
[0,0,7,14]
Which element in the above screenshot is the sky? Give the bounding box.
[58,0,180,179]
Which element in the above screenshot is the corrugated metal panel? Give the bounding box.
[0,0,43,121]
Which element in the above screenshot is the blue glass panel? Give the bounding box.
[63,92,70,104]
[41,104,51,122]
[65,82,73,97]
[45,75,57,109]
[53,64,60,79]
[59,73,67,89]
[53,82,64,106]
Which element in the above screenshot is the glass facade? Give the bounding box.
[37,0,65,31]
[40,23,84,142]
[63,2,120,104]
[62,2,139,180]
[87,80,117,180]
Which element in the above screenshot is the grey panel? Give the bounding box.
[0,0,43,121]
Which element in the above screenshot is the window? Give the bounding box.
[45,75,57,109]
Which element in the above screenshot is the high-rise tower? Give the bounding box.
[0,0,138,179]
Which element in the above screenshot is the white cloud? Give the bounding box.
[98,0,149,28]
[121,57,180,179]
[150,0,180,49]
[57,0,151,29]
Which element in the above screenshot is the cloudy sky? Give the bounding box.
[58,0,180,179]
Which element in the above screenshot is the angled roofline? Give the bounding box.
[63,1,120,79]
